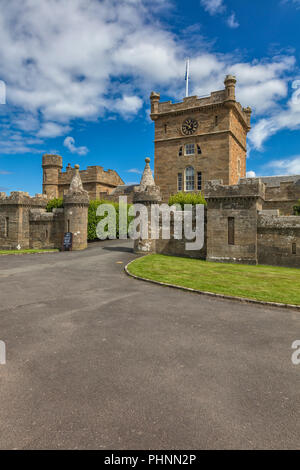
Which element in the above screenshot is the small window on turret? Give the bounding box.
[292,243,297,255]
[215,116,218,126]
[197,145,202,155]
[5,217,9,238]
[164,124,168,134]
[179,146,183,157]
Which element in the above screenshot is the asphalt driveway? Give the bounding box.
[0,240,299,449]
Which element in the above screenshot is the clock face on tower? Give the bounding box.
[182,118,198,135]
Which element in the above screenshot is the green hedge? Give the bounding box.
[168,192,206,210]
[294,200,300,215]
[46,197,133,241]
[88,200,131,241]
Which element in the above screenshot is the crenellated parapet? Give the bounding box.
[0,191,48,208]
[205,178,266,201]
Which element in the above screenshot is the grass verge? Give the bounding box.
[0,249,59,255]
[127,254,300,306]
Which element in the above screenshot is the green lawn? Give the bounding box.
[0,249,59,255]
[127,254,300,306]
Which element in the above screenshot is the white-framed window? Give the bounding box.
[185,166,195,191]
[185,143,195,156]
[178,173,183,191]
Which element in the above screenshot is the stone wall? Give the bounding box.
[29,209,64,249]
[155,213,207,260]
[240,176,300,216]
[0,167,89,251]
[0,192,48,250]
[146,179,299,268]
[257,213,300,267]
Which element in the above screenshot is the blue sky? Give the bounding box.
[0,0,300,194]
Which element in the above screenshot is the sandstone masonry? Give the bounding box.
[0,166,89,251]
[42,154,124,200]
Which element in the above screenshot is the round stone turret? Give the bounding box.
[63,165,90,251]
[42,154,63,199]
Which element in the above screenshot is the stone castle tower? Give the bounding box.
[42,154,63,199]
[150,75,252,201]
[42,154,124,200]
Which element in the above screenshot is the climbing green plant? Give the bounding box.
[294,199,300,215]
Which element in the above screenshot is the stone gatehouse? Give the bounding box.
[0,166,89,251]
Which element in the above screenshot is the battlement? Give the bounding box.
[241,175,300,215]
[205,178,266,200]
[150,75,251,130]
[0,191,48,207]
[59,165,123,187]
[153,90,226,115]
[42,154,63,169]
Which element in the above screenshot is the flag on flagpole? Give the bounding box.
[185,58,190,97]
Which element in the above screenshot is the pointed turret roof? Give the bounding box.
[140,158,155,189]
[69,164,84,193]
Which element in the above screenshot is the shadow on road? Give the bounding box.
[102,245,133,253]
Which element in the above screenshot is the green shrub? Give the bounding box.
[294,199,300,215]
[46,198,133,240]
[88,199,133,241]
[46,197,64,212]
[168,192,206,210]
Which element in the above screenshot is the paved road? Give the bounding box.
[0,240,299,449]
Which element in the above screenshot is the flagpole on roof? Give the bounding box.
[185,58,190,97]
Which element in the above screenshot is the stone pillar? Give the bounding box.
[133,158,161,254]
[42,154,63,199]
[63,165,89,250]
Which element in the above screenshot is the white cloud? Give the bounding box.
[282,0,300,7]
[249,93,300,149]
[63,136,89,156]
[265,156,300,175]
[127,168,143,174]
[246,171,256,178]
[0,0,297,154]
[38,122,71,138]
[110,95,143,118]
[227,12,239,29]
[200,0,225,15]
